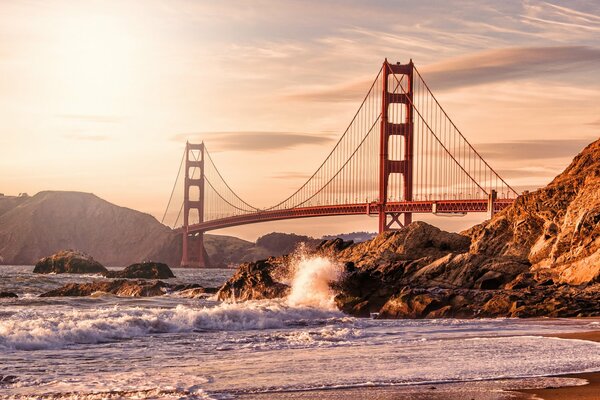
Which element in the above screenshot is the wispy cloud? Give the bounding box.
[172,131,336,151]
[416,46,600,90]
[285,46,600,101]
[271,171,311,180]
[475,138,596,161]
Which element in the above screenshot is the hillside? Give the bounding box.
[0,191,177,266]
[0,192,325,267]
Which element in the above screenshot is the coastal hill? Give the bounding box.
[0,191,178,266]
[218,138,600,318]
[0,191,314,267]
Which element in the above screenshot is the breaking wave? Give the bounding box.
[0,300,348,351]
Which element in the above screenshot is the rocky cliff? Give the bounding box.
[465,138,600,285]
[217,138,600,318]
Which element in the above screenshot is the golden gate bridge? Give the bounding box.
[162,60,518,267]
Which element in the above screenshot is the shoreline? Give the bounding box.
[517,330,600,400]
[238,329,600,400]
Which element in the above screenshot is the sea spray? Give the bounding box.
[286,250,344,309]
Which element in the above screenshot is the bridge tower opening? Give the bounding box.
[181,142,209,267]
[379,59,414,232]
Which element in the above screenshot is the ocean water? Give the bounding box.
[1,256,600,399]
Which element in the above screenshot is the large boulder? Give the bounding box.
[33,250,108,275]
[39,279,171,297]
[106,262,175,279]
[216,259,290,301]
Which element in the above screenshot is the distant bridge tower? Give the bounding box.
[181,142,208,267]
[379,59,414,232]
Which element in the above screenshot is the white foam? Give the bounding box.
[0,301,345,350]
[286,252,343,310]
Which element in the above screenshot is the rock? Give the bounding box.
[0,375,18,385]
[39,279,170,297]
[106,262,175,279]
[337,222,470,268]
[0,291,17,298]
[216,259,290,301]
[466,138,600,285]
[33,250,108,275]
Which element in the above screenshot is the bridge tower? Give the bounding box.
[181,142,208,267]
[379,59,414,232]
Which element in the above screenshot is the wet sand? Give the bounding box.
[239,329,600,400]
[518,330,600,400]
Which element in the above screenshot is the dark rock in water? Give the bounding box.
[33,250,108,275]
[39,279,170,297]
[217,259,290,301]
[0,292,18,298]
[106,262,175,279]
[0,375,18,385]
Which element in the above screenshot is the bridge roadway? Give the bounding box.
[177,199,514,234]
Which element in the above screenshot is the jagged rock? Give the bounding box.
[337,222,471,268]
[0,375,18,385]
[466,138,600,285]
[0,291,17,298]
[171,284,218,298]
[33,250,108,275]
[216,259,290,301]
[106,262,175,279]
[39,279,170,297]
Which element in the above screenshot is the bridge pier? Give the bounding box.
[378,59,414,232]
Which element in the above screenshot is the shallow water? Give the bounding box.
[1,264,600,399]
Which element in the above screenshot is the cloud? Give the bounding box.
[287,46,600,101]
[172,131,337,151]
[57,114,126,124]
[420,46,600,91]
[475,138,595,161]
[271,172,311,180]
[285,78,375,102]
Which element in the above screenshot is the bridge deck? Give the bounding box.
[178,199,514,233]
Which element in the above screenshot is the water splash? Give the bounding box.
[286,250,344,310]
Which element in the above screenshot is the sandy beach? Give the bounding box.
[238,329,600,400]
[518,330,600,400]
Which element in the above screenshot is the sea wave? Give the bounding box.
[0,300,348,350]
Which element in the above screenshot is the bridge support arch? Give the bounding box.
[379,59,414,232]
[181,142,209,268]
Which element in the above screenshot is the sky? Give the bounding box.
[1,0,599,240]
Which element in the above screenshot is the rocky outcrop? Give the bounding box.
[376,284,600,319]
[40,280,171,297]
[216,259,290,301]
[465,138,600,285]
[106,262,175,279]
[39,280,217,298]
[33,250,108,275]
[0,292,18,298]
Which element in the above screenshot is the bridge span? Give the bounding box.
[163,59,517,267]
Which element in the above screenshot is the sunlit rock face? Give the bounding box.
[33,250,108,275]
[466,138,600,285]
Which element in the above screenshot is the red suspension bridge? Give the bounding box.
[162,60,518,267]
